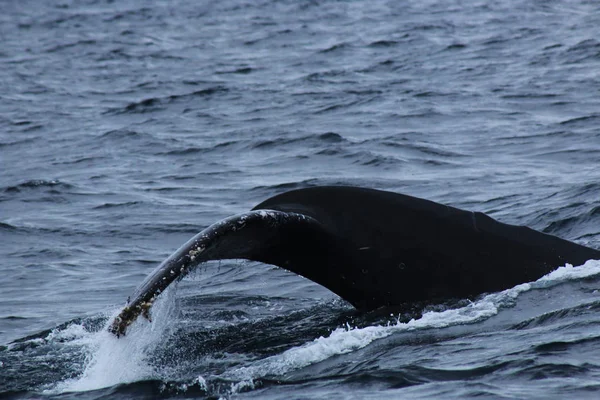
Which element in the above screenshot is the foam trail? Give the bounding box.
[537,260,600,283]
[48,259,600,395]
[224,260,600,384]
[51,285,178,393]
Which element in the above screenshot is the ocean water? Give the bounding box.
[2,0,600,398]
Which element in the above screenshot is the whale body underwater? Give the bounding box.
[109,186,600,336]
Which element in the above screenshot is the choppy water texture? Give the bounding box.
[2,0,600,398]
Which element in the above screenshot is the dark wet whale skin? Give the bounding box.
[110,186,600,336]
[255,187,600,304]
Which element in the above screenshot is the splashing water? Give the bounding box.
[50,285,178,393]
[223,260,600,385]
[49,260,600,396]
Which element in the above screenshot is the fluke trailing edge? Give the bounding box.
[108,186,600,336]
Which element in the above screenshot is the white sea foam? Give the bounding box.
[537,259,600,283]
[224,259,600,386]
[50,285,178,393]
[50,259,600,395]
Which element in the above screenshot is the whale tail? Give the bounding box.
[109,210,354,337]
[109,186,600,337]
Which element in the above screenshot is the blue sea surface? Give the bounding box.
[2,0,600,398]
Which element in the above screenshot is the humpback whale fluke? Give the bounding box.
[109,186,600,337]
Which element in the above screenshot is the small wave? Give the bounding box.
[54,155,107,166]
[250,132,346,150]
[1,315,28,320]
[0,137,37,148]
[303,69,346,82]
[3,179,72,193]
[533,335,600,354]
[512,302,600,331]
[45,39,97,54]
[358,59,399,74]
[378,139,465,158]
[541,204,600,239]
[559,114,600,126]
[11,120,35,126]
[342,363,512,386]
[222,260,600,384]
[563,39,600,63]
[367,40,398,48]
[158,146,213,156]
[318,42,350,53]
[519,363,590,381]
[47,260,600,397]
[107,86,228,114]
[216,66,255,75]
[0,222,18,231]
[124,98,161,113]
[318,132,344,143]
[97,129,154,143]
[445,43,467,50]
[313,98,371,114]
[103,7,153,22]
[92,201,142,210]
[413,91,452,98]
[341,150,402,168]
[501,92,559,99]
